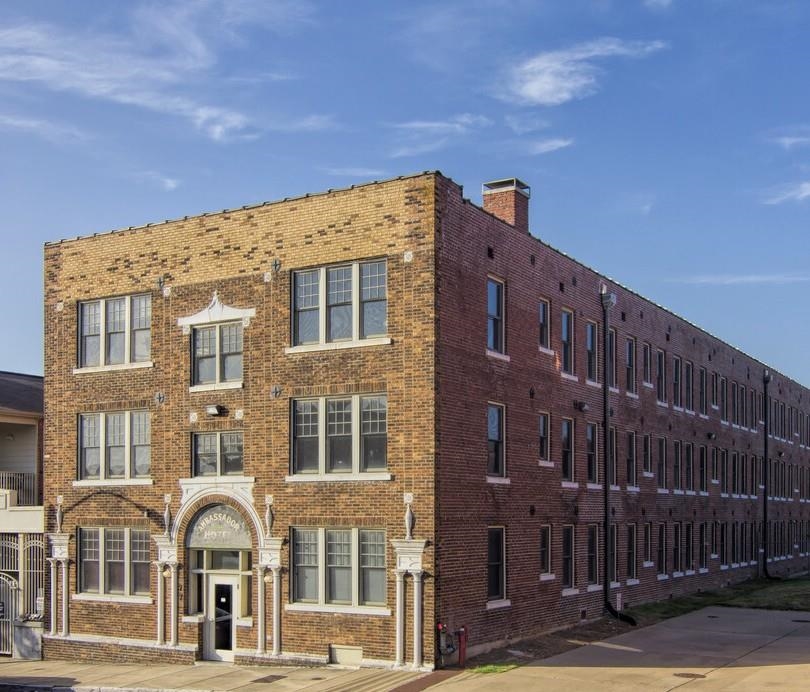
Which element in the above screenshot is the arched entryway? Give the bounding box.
[185,503,253,661]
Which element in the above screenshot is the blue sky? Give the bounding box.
[1,0,809,384]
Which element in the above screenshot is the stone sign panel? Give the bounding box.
[187,504,252,549]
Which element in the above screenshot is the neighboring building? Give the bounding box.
[42,172,810,667]
[0,371,45,658]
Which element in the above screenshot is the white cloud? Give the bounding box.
[0,2,326,141]
[390,113,491,158]
[137,171,181,191]
[499,37,667,106]
[763,181,810,205]
[0,113,88,143]
[526,137,573,155]
[505,113,550,135]
[670,274,810,286]
[321,167,386,178]
[772,135,810,150]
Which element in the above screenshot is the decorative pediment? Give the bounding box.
[177,291,256,334]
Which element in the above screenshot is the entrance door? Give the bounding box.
[0,574,16,656]
[205,575,238,661]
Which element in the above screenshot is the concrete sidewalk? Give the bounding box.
[0,659,433,692]
[433,606,810,691]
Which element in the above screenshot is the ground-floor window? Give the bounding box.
[78,527,150,596]
[291,527,386,607]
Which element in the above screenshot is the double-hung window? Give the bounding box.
[291,527,386,610]
[685,443,694,491]
[193,431,243,476]
[626,431,637,486]
[78,411,150,481]
[685,362,693,411]
[673,356,682,407]
[78,294,151,368]
[193,322,242,386]
[487,527,506,601]
[488,404,505,476]
[627,524,637,579]
[626,338,636,393]
[538,300,550,349]
[540,526,552,576]
[657,437,667,489]
[586,422,598,483]
[561,309,574,374]
[609,426,617,485]
[642,343,652,385]
[657,523,667,575]
[673,441,682,490]
[561,418,574,481]
[78,527,150,598]
[586,322,598,381]
[562,526,575,589]
[539,413,550,462]
[587,525,598,584]
[699,367,708,415]
[291,395,388,477]
[656,350,666,402]
[487,278,505,353]
[608,328,617,388]
[292,261,388,347]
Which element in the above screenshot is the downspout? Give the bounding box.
[600,285,636,625]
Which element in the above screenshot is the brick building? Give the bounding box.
[42,172,810,667]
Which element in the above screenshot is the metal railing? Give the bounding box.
[0,472,38,505]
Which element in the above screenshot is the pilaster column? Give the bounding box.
[256,566,266,654]
[60,559,69,636]
[271,566,282,655]
[394,569,406,666]
[411,570,424,669]
[155,562,166,645]
[169,563,178,646]
[47,558,58,636]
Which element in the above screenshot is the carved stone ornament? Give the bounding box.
[405,503,415,541]
[177,291,256,332]
[49,533,70,560]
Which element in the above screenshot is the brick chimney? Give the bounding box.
[482,178,530,234]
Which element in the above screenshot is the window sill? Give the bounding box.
[656,574,669,581]
[685,409,695,416]
[586,379,601,389]
[190,381,243,393]
[657,400,669,408]
[486,598,512,611]
[642,471,654,478]
[538,346,555,356]
[643,382,654,389]
[586,482,603,490]
[73,361,154,375]
[712,479,720,485]
[561,588,579,597]
[561,481,579,489]
[642,561,654,568]
[626,391,639,400]
[72,593,152,605]
[285,472,392,483]
[182,614,205,624]
[699,414,709,420]
[610,484,621,491]
[285,337,392,355]
[626,578,640,586]
[285,603,390,616]
[486,349,511,362]
[673,406,684,412]
[610,581,621,589]
[672,571,684,578]
[73,478,154,488]
[626,485,640,493]
[539,460,555,468]
[236,617,253,627]
[699,491,709,496]
[560,372,579,382]
[486,476,511,485]
[711,554,719,559]
[699,568,709,574]
[609,386,620,394]
[686,490,696,496]
[540,573,556,582]
[586,584,602,593]
[657,488,669,495]
[720,565,729,571]
[673,489,684,495]
[686,569,695,575]
[720,493,729,498]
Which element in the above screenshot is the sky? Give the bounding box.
[0,0,809,384]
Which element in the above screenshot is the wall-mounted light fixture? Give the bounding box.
[205,404,223,416]
[707,432,717,440]
[574,400,589,413]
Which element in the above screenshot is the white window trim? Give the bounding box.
[77,294,152,370]
[290,394,388,478]
[192,430,244,478]
[78,527,151,599]
[290,527,388,611]
[78,410,151,482]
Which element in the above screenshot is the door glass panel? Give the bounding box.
[214,583,232,651]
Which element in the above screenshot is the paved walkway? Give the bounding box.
[3,607,810,691]
[0,659,432,692]
[433,606,810,691]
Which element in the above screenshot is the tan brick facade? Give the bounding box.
[43,172,810,668]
